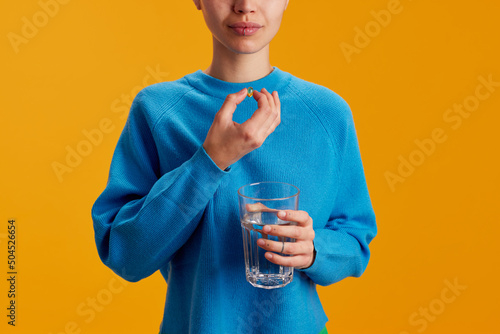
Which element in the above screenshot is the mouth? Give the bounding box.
[228,22,262,36]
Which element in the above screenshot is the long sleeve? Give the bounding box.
[91,90,230,282]
[296,90,377,286]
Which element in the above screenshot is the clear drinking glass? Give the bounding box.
[237,182,300,289]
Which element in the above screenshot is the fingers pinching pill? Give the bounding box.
[247,87,254,97]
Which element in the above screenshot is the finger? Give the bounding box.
[261,87,276,110]
[262,224,306,240]
[260,93,280,139]
[265,90,281,134]
[257,238,312,255]
[241,89,274,132]
[274,90,281,112]
[246,202,278,213]
[264,252,312,268]
[276,210,313,227]
[218,88,248,123]
[256,88,278,136]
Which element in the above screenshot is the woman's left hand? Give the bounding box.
[257,210,316,269]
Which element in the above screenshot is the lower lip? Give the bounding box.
[230,27,260,36]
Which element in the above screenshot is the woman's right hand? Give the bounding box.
[202,87,281,170]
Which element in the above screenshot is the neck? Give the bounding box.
[203,36,273,83]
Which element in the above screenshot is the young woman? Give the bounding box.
[91,1,377,333]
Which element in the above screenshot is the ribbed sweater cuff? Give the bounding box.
[186,145,231,187]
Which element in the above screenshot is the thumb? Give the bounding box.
[218,88,248,122]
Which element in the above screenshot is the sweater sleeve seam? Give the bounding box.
[185,160,220,194]
[150,87,198,133]
[287,81,343,183]
[139,163,187,215]
[288,82,341,152]
[139,147,220,214]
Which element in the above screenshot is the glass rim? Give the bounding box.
[237,181,300,201]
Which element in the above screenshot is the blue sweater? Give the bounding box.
[91,66,377,334]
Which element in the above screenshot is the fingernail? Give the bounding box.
[265,253,273,259]
[278,211,286,218]
[257,239,265,246]
[263,226,271,232]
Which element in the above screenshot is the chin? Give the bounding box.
[231,47,260,54]
[229,40,268,55]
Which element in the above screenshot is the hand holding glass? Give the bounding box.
[238,182,299,289]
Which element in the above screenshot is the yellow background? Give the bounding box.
[2,0,499,333]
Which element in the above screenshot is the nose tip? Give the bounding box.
[236,9,255,14]
[234,2,255,14]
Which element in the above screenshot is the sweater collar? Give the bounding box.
[185,66,291,100]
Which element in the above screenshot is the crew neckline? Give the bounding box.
[185,66,291,100]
